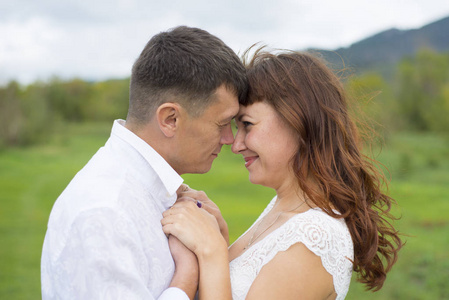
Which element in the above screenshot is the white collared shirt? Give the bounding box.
[41,120,188,300]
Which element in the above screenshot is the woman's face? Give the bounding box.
[232,102,299,190]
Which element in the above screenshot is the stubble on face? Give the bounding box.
[175,85,239,175]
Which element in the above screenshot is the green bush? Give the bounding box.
[0,77,129,148]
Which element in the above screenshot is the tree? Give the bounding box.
[345,72,396,139]
[46,78,93,121]
[0,81,22,147]
[396,50,449,131]
[84,79,129,121]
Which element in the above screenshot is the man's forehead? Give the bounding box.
[215,101,239,118]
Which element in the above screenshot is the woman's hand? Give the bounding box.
[176,184,230,245]
[163,185,232,300]
[162,199,227,259]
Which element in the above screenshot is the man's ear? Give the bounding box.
[156,103,181,137]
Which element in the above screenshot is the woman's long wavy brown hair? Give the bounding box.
[242,47,403,291]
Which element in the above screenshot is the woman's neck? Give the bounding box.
[274,180,309,212]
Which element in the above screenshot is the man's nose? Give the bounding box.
[221,124,235,145]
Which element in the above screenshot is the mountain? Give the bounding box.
[312,15,449,74]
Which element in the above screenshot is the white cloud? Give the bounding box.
[1,0,449,84]
[0,17,64,83]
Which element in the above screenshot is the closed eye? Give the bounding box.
[234,120,252,130]
[218,122,231,129]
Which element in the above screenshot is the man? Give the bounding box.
[41,26,247,300]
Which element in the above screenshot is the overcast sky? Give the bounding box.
[2,0,449,85]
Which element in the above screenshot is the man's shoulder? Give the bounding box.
[47,138,164,232]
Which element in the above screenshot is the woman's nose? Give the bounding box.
[231,129,246,154]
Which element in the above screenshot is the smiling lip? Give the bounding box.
[244,156,258,168]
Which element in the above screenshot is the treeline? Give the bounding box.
[350,49,449,131]
[1,50,449,149]
[0,78,129,148]
[343,49,449,136]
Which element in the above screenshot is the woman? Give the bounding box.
[162,48,402,299]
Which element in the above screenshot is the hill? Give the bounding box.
[313,15,449,74]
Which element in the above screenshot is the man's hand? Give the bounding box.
[176,184,229,245]
[168,235,199,300]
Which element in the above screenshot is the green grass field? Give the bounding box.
[1,122,448,299]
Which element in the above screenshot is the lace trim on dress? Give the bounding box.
[229,197,354,300]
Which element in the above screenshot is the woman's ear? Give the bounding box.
[156,103,181,137]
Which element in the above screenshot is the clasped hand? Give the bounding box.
[161,185,229,258]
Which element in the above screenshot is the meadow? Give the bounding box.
[0,121,448,299]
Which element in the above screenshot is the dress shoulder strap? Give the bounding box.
[258,209,354,299]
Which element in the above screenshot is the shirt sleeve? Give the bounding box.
[43,207,189,300]
[158,287,190,300]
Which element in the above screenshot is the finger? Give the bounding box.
[196,200,203,208]
[163,205,199,222]
[176,184,191,196]
[175,198,206,212]
[177,184,201,196]
[162,207,191,223]
[180,190,206,201]
[189,199,215,214]
[175,196,196,204]
[178,196,204,209]
[173,200,199,213]
[178,189,210,202]
[181,191,219,210]
[162,223,177,236]
[175,194,221,221]
[162,203,188,217]
[161,214,176,226]
[161,215,192,235]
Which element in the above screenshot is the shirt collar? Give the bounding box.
[111,119,183,203]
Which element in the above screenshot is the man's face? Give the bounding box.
[173,85,239,174]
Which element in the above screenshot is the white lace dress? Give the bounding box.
[229,197,354,300]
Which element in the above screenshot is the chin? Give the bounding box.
[248,174,262,185]
[177,162,212,175]
[192,163,213,174]
[248,174,272,188]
